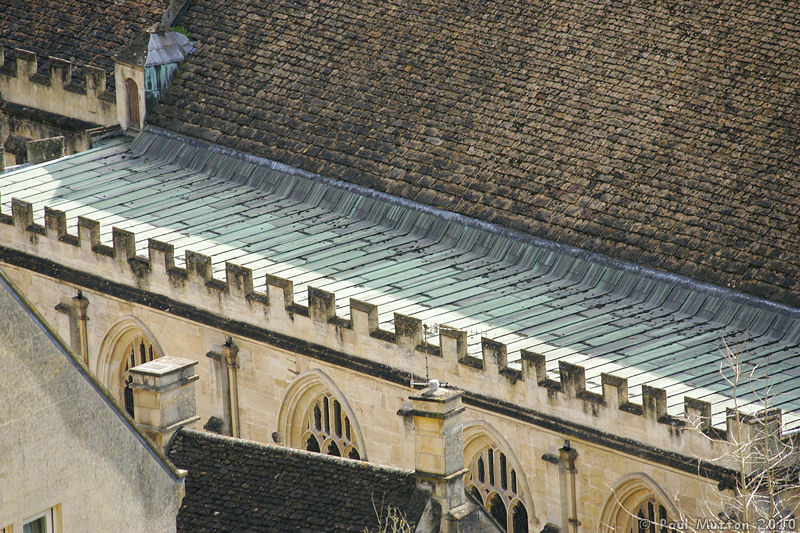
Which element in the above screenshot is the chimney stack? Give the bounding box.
[129,356,200,447]
[410,381,483,532]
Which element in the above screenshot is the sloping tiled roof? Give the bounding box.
[150,0,800,307]
[0,0,167,79]
[167,429,432,532]
[2,130,798,431]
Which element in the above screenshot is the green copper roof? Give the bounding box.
[3,128,799,431]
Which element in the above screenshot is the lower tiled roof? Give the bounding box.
[167,429,432,532]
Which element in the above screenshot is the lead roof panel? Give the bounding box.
[3,131,799,430]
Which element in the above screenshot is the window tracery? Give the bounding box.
[301,393,361,460]
[599,474,680,533]
[278,370,369,461]
[122,334,160,417]
[630,499,670,533]
[466,446,528,533]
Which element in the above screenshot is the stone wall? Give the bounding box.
[1,100,97,163]
[0,201,792,531]
[0,201,759,462]
[0,274,183,532]
[1,199,782,528]
[0,46,116,126]
[0,261,738,529]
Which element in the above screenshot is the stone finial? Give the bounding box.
[265,273,293,308]
[726,407,758,447]
[308,286,335,322]
[148,239,175,271]
[185,250,212,283]
[15,49,36,78]
[439,327,466,360]
[481,337,507,370]
[78,217,101,249]
[753,408,785,460]
[559,361,586,397]
[129,356,200,448]
[11,198,33,229]
[112,227,136,262]
[684,397,712,431]
[350,299,378,334]
[85,65,106,96]
[395,313,422,350]
[601,373,628,408]
[50,57,72,86]
[642,385,667,421]
[755,407,782,434]
[44,207,67,239]
[226,263,254,297]
[521,350,547,384]
[439,326,466,376]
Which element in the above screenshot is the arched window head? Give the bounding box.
[599,474,680,533]
[301,393,361,460]
[466,446,527,533]
[306,434,320,453]
[97,318,164,419]
[632,500,670,533]
[121,334,161,416]
[463,421,534,533]
[277,369,368,461]
[511,503,528,533]
[125,78,140,129]
[488,493,508,528]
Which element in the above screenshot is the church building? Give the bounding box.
[1,0,799,531]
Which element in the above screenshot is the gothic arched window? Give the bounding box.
[278,370,368,461]
[631,500,669,533]
[301,393,362,460]
[126,78,140,129]
[466,446,528,533]
[97,318,166,421]
[599,474,679,533]
[121,334,160,417]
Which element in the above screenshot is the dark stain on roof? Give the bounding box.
[167,429,433,532]
[149,0,800,307]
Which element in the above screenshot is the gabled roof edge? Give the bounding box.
[0,266,186,481]
[171,427,417,476]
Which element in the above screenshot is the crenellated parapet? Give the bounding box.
[0,46,117,126]
[0,198,794,468]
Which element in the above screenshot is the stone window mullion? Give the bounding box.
[121,334,161,417]
[302,392,361,460]
[466,445,528,533]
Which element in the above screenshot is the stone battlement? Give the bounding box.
[0,198,793,468]
[0,46,116,126]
